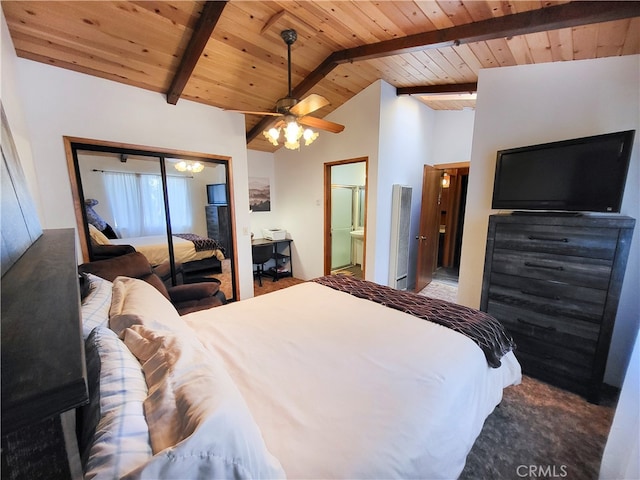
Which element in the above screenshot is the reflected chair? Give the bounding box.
[78,252,225,315]
[252,244,273,286]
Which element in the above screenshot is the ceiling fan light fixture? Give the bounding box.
[264,116,318,150]
[303,128,318,146]
[175,160,204,173]
[264,127,280,146]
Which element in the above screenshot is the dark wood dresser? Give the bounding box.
[480,213,635,403]
[205,204,231,253]
[1,229,88,479]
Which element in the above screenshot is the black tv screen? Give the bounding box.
[207,183,227,205]
[492,130,635,213]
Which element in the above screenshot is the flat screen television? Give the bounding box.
[207,183,227,205]
[491,130,635,213]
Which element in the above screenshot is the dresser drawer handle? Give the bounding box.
[517,318,557,332]
[528,235,569,243]
[524,261,564,271]
[521,290,561,301]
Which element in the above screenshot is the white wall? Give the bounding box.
[8,52,256,299]
[377,82,435,289]
[432,109,475,165]
[459,55,640,387]
[0,14,42,221]
[247,150,279,238]
[600,330,640,480]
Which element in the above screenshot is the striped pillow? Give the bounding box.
[81,327,152,479]
[80,274,112,338]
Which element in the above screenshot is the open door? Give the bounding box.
[414,165,441,292]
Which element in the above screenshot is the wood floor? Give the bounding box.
[253,276,304,297]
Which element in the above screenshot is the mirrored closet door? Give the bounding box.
[66,138,237,301]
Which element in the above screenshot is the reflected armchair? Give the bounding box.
[78,252,225,315]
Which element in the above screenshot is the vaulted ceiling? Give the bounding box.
[3,1,639,151]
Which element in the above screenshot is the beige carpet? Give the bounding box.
[418,279,458,303]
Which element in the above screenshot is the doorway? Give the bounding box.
[437,163,469,277]
[415,162,469,291]
[324,157,368,278]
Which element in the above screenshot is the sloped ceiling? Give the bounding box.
[3,1,639,151]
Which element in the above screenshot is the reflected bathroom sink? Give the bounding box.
[350,229,364,240]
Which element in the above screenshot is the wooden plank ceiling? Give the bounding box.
[3,1,639,152]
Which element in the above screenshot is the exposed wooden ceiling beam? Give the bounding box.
[247,1,640,143]
[330,1,640,63]
[397,83,478,96]
[166,1,227,105]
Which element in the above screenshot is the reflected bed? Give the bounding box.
[109,234,225,267]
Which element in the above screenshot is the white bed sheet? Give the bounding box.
[183,282,522,479]
[111,235,224,266]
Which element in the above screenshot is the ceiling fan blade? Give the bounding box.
[298,116,345,134]
[290,94,330,117]
[224,109,282,116]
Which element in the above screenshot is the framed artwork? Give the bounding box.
[249,177,271,212]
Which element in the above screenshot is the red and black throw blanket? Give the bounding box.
[174,233,225,254]
[312,275,515,368]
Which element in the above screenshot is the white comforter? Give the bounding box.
[111,235,224,266]
[181,282,522,479]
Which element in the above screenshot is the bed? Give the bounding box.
[79,272,521,479]
[106,233,225,268]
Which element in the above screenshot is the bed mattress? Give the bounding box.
[183,281,522,479]
[111,235,224,266]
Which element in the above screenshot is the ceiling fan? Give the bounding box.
[226,29,344,149]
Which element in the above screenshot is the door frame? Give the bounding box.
[323,157,368,276]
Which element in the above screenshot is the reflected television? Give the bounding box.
[206,183,227,205]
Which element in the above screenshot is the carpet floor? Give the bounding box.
[461,376,616,479]
[251,275,617,479]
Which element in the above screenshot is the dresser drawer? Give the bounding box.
[487,300,600,351]
[514,347,593,392]
[487,276,607,323]
[513,331,595,373]
[491,248,612,289]
[494,223,619,259]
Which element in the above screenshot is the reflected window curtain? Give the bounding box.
[103,172,166,237]
[139,175,167,235]
[103,172,143,237]
[166,176,192,233]
[103,172,192,237]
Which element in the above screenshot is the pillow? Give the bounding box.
[81,327,152,479]
[109,276,186,336]
[78,272,91,300]
[80,274,113,339]
[121,325,286,479]
[84,198,107,231]
[88,223,111,245]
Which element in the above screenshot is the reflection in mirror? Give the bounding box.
[71,142,236,302]
[164,158,234,301]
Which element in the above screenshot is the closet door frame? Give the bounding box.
[64,136,237,299]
